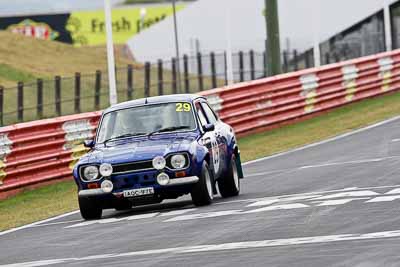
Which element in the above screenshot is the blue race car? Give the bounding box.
[73,94,244,220]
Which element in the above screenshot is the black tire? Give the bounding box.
[114,200,132,211]
[218,155,240,198]
[79,197,102,220]
[191,161,214,206]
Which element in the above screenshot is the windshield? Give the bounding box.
[97,102,197,143]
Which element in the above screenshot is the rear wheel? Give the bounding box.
[79,197,102,220]
[218,155,240,198]
[191,162,214,206]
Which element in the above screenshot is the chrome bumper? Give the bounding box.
[78,176,199,197]
[166,176,199,186]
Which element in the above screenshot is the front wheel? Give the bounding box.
[79,197,102,220]
[218,155,240,198]
[191,162,214,206]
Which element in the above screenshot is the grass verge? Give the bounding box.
[1,91,400,231]
[0,181,77,231]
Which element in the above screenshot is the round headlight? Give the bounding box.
[171,154,186,169]
[157,172,170,186]
[152,156,166,170]
[101,180,114,193]
[99,163,113,177]
[83,166,99,181]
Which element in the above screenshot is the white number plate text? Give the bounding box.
[123,187,154,198]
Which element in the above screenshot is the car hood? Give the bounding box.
[83,134,198,164]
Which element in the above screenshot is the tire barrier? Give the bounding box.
[1,49,400,198]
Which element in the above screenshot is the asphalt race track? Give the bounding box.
[2,116,400,267]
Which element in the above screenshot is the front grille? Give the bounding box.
[112,160,154,175]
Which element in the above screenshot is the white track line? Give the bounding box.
[29,219,83,228]
[215,184,400,205]
[3,229,400,267]
[298,157,398,169]
[0,211,79,237]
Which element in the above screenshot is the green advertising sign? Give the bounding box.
[66,5,185,46]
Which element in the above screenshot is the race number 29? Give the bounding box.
[176,103,191,112]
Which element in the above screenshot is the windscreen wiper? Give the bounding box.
[148,126,191,137]
[104,132,147,146]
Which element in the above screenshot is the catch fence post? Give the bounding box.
[95,70,102,109]
[127,65,133,100]
[17,82,23,122]
[37,79,43,119]
[74,73,81,113]
[144,62,151,97]
[157,60,163,96]
[183,54,190,93]
[239,51,244,82]
[172,58,178,94]
[250,50,255,80]
[197,52,204,91]
[210,52,217,88]
[55,76,61,116]
[224,51,228,85]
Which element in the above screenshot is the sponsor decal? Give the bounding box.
[62,119,95,169]
[300,73,319,113]
[6,19,59,40]
[342,65,359,102]
[0,134,12,185]
[378,57,394,92]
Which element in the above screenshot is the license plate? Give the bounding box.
[123,187,154,198]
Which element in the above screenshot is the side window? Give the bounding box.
[195,102,208,126]
[201,102,218,124]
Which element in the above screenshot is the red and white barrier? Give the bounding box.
[0,112,101,199]
[202,49,400,136]
[1,49,400,198]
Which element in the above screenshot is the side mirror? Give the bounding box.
[83,139,95,148]
[203,124,215,132]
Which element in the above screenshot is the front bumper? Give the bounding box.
[78,176,199,197]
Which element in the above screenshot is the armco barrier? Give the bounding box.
[0,112,101,199]
[201,50,400,136]
[1,49,400,198]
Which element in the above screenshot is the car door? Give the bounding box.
[200,101,227,177]
[194,101,220,178]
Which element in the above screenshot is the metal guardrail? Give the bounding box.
[201,50,400,137]
[0,49,399,198]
